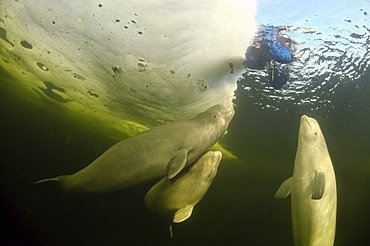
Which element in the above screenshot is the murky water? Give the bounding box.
[1,0,370,245]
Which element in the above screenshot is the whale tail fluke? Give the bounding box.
[34,177,59,184]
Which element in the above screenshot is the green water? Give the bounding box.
[1,62,370,245]
[1,0,369,244]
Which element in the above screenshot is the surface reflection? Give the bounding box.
[240,0,369,112]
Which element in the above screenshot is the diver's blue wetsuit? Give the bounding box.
[245,25,294,89]
[269,62,289,89]
[263,25,293,64]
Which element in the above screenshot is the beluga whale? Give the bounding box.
[145,150,222,238]
[274,115,337,246]
[35,104,234,193]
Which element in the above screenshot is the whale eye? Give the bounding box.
[212,114,217,118]
[314,132,317,136]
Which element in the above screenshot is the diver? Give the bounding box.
[245,25,294,89]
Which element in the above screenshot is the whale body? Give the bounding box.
[145,150,222,223]
[35,105,234,193]
[275,115,336,246]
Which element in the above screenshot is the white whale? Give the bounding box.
[34,105,233,193]
[145,151,222,237]
[275,115,337,246]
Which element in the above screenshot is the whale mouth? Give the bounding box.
[223,105,235,115]
[223,109,235,118]
[302,115,312,128]
[225,109,234,114]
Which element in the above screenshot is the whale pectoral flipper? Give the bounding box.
[173,204,194,223]
[167,148,189,179]
[311,171,326,200]
[274,177,292,199]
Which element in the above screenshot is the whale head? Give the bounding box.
[194,104,235,138]
[186,151,222,183]
[299,115,327,150]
